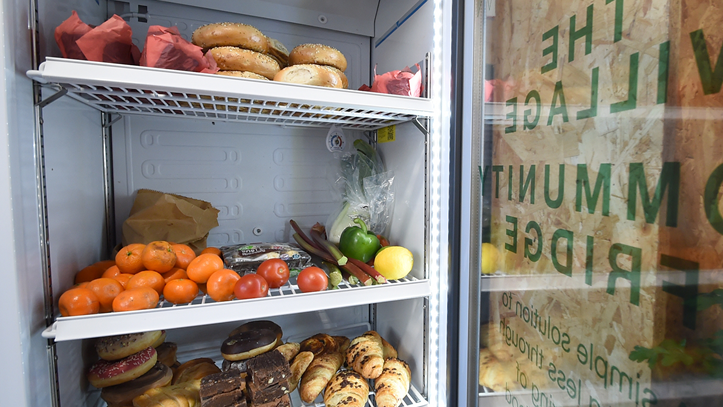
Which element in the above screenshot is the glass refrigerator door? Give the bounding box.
[465,0,723,406]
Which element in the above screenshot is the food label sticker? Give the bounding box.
[326,125,346,152]
[378,125,396,143]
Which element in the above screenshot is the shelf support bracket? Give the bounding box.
[103,113,123,129]
[36,88,67,109]
[413,116,430,136]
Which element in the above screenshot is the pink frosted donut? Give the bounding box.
[87,346,157,388]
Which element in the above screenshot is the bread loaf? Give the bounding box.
[346,331,384,379]
[374,358,411,407]
[323,370,369,407]
[273,64,343,88]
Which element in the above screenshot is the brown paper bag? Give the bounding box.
[121,189,220,254]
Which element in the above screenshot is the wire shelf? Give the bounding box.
[28,58,434,130]
[44,276,430,342]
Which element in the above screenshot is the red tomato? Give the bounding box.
[296,267,328,293]
[233,274,269,299]
[256,258,290,288]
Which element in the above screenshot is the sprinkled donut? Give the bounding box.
[95,330,165,361]
[87,346,158,388]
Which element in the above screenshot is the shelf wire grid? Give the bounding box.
[156,276,421,309]
[57,82,418,130]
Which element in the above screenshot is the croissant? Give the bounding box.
[288,351,314,392]
[323,370,369,407]
[133,378,201,407]
[381,337,397,359]
[374,358,411,407]
[346,331,384,379]
[299,335,347,403]
[275,342,301,362]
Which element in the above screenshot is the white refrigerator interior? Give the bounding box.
[1,0,452,406]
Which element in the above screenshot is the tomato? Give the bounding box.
[256,258,290,289]
[233,274,269,299]
[296,267,328,293]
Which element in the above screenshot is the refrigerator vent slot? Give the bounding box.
[28,58,434,130]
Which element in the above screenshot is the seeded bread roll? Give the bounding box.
[216,71,270,80]
[208,47,280,79]
[288,43,347,72]
[273,64,343,88]
[192,22,268,53]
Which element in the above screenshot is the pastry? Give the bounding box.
[100,362,172,406]
[346,331,384,379]
[323,370,369,407]
[95,330,165,361]
[222,329,278,361]
[87,346,157,388]
[374,358,411,407]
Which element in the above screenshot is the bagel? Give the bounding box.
[266,37,289,67]
[288,43,347,72]
[95,330,165,361]
[208,47,280,79]
[216,71,270,80]
[274,64,344,88]
[191,22,268,53]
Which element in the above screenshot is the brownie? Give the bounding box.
[249,393,291,407]
[200,369,247,407]
[245,351,291,404]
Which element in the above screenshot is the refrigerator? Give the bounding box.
[0,0,457,406]
[458,0,723,406]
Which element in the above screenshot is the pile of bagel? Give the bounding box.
[191,22,348,89]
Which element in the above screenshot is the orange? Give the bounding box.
[112,287,159,312]
[198,283,208,295]
[101,265,121,279]
[127,270,166,295]
[186,253,225,284]
[86,278,124,313]
[206,269,241,302]
[116,243,146,275]
[171,244,196,270]
[161,267,188,283]
[200,247,222,257]
[141,241,177,273]
[113,273,134,288]
[162,279,199,304]
[58,287,100,317]
[95,260,116,271]
[74,259,115,284]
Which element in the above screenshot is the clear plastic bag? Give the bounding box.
[325,139,395,244]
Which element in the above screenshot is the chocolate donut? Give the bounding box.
[87,346,158,388]
[228,320,283,344]
[100,362,172,406]
[221,329,278,361]
[95,330,165,361]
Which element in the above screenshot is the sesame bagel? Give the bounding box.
[273,64,344,88]
[208,47,281,79]
[288,43,347,72]
[191,22,268,53]
[216,71,270,80]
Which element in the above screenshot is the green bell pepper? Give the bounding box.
[338,218,381,263]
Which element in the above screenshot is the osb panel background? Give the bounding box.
[482,0,722,404]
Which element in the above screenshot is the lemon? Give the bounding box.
[374,246,414,280]
[481,243,499,275]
